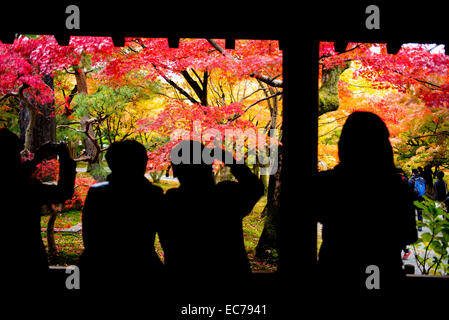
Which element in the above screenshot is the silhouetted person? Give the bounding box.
[408,168,419,193]
[423,165,434,198]
[79,140,164,291]
[434,171,447,203]
[410,168,425,231]
[159,140,264,290]
[315,112,417,294]
[396,167,413,260]
[0,128,76,292]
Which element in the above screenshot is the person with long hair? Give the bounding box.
[316,111,417,294]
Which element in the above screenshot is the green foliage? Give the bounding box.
[142,135,170,151]
[71,84,161,147]
[149,171,164,183]
[0,99,20,135]
[72,85,143,119]
[89,163,109,181]
[322,128,341,145]
[395,108,449,171]
[318,62,351,116]
[412,196,449,275]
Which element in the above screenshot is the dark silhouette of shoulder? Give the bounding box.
[79,140,164,291]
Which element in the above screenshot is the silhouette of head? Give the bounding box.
[0,128,23,172]
[338,111,394,171]
[396,167,404,175]
[170,140,214,187]
[437,171,444,180]
[105,140,148,177]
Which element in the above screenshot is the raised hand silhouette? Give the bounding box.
[159,140,264,294]
[0,128,76,293]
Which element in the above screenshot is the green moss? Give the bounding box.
[318,61,351,116]
[319,89,340,115]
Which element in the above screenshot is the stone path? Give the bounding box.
[41,222,82,234]
[76,167,179,183]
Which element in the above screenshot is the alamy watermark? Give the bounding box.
[169,121,279,175]
[65,265,80,289]
[365,265,380,290]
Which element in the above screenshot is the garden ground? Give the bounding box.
[40,179,278,273]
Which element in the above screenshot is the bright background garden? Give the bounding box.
[318,42,449,275]
[1,36,282,272]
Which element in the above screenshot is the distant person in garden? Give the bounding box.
[408,168,418,191]
[410,168,425,231]
[418,166,424,178]
[0,128,76,291]
[159,140,264,289]
[397,167,413,260]
[79,140,164,291]
[433,171,447,205]
[423,165,434,198]
[315,111,417,294]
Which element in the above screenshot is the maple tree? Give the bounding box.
[100,38,283,259]
[0,35,283,266]
[319,41,449,176]
[0,36,54,152]
[113,39,280,159]
[0,35,118,157]
[319,42,449,114]
[0,34,118,256]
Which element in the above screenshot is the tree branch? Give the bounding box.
[244,91,282,112]
[63,67,76,75]
[152,63,200,104]
[206,39,283,88]
[181,70,208,105]
[0,92,18,103]
[318,44,361,61]
[57,115,110,163]
[227,91,283,123]
[57,124,85,133]
[249,73,283,88]
[409,131,449,140]
[207,38,234,59]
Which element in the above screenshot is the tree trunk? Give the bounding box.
[255,144,282,261]
[19,74,56,152]
[318,61,351,116]
[67,138,80,159]
[254,81,282,262]
[22,107,37,153]
[214,165,233,183]
[74,68,101,170]
[45,204,58,259]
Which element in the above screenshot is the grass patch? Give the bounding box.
[41,210,82,230]
[41,187,277,273]
[42,233,84,266]
[153,180,180,193]
[243,196,278,272]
